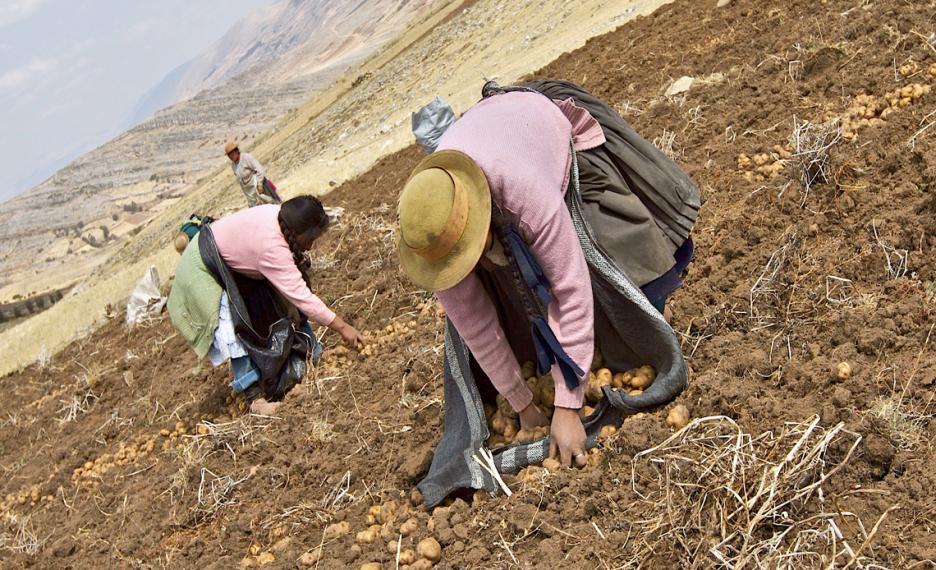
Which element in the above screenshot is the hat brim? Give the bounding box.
[398,150,491,292]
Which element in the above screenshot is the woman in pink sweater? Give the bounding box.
[398,85,697,468]
[169,196,363,415]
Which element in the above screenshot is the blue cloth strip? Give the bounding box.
[504,226,552,307]
[501,223,585,390]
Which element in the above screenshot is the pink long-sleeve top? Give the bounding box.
[435,91,606,410]
[211,204,337,326]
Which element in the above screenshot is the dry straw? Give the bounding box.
[629,415,895,568]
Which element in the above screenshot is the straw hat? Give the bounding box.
[223,141,239,155]
[398,150,491,292]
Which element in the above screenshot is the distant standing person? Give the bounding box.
[224,141,282,207]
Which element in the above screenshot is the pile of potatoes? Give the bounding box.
[736,145,793,183]
[839,81,931,141]
[69,422,194,488]
[585,363,656,403]
[316,500,443,569]
[0,483,52,511]
[898,61,936,80]
[224,392,250,416]
[358,321,419,357]
[484,350,658,449]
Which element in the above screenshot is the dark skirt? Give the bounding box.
[525,80,700,287]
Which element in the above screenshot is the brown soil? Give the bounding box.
[2,0,935,567]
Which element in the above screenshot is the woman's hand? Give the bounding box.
[518,402,549,431]
[329,316,365,350]
[549,407,587,468]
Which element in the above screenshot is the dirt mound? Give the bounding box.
[1,0,934,567]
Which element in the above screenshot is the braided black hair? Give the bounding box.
[277,195,330,292]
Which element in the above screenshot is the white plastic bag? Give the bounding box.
[126,266,167,324]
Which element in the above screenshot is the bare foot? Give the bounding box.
[518,403,549,431]
[249,398,282,415]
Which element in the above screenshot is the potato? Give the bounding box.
[416,537,442,563]
[526,378,539,402]
[409,560,434,570]
[517,466,544,482]
[399,518,419,537]
[586,448,602,468]
[380,522,396,541]
[628,389,643,396]
[487,434,506,448]
[377,500,398,525]
[578,405,595,419]
[356,526,381,544]
[502,420,518,441]
[542,457,561,471]
[521,361,537,379]
[514,428,534,444]
[324,521,350,541]
[585,371,611,403]
[399,549,417,565]
[666,404,690,430]
[611,372,628,389]
[360,563,382,570]
[836,361,852,381]
[256,552,275,566]
[490,413,507,435]
[298,550,322,567]
[271,537,292,553]
[537,383,555,408]
[599,425,617,439]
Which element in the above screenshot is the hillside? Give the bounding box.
[0,0,434,303]
[0,0,669,380]
[0,0,933,568]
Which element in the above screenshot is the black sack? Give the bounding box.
[198,226,311,401]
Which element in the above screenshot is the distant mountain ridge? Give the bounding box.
[132,0,423,125]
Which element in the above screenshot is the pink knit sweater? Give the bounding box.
[435,92,606,410]
[211,205,337,326]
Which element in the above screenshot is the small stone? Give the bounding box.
[665,76,695,97]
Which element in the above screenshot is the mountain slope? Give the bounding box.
[133,0,427,123]
[0,0,434,302]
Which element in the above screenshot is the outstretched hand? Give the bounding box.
[330,316,365,350]
[549,407,587,468]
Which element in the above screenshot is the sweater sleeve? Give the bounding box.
[436,273,534,412]
[521,203,593,409]
[257,242,336,326]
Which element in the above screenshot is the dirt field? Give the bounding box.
[1,0,934,567]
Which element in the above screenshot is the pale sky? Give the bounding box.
[0,0,270,203]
